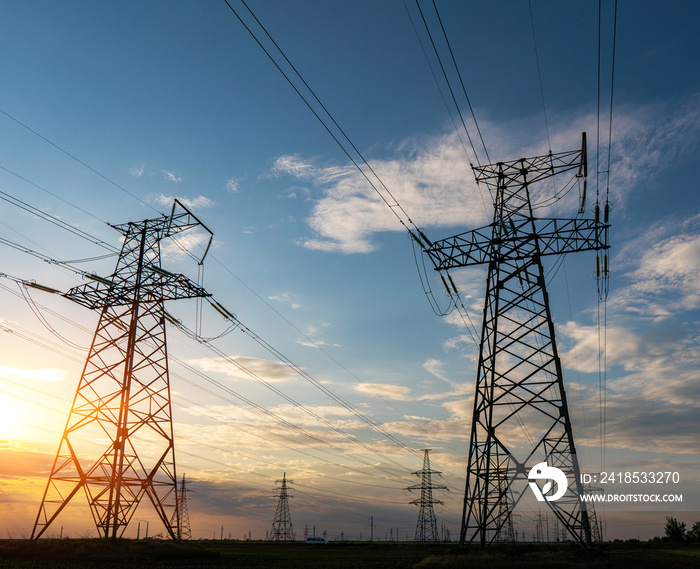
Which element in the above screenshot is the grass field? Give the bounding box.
[1,539,699,569]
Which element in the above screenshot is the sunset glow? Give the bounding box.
[1,0,699,543]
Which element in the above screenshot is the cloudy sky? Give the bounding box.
[0,0,699,542]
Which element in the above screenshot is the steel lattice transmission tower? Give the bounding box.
[270,473,294,541]
[32,200,213,540]
[407,449,448,542]
[424,134,609,549]
[494,471,515,543]
[173,473,192,540]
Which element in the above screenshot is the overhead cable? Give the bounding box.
[221,0,419,235]
[0,108,158,213]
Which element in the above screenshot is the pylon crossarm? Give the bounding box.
[63,273,210,310]
[165,199,214,263]
[473,146,583,190]
[425,218,608,270]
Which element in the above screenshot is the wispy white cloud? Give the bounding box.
[162,170,183,183]
[274,94,700,255]
[0,365,64,382]
[422,359,450,383]
[161,229,213,262]
[277,138,486,253]
[354,382,414,401]
[379,398,472,443]
[188,356,298,383]
[152,194,214,209]
[268,292,301,310]
[295,322,339,348]
[558,212,700,454]
[129,165,144,178]
[354,379,469,403]
[624,216,700,313]
[273,155,348,185]
[226,178,239,193]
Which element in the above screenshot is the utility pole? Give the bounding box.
[423,135,607,549]
[31,201,213,540]
[370,516,373,542]
[270,473,294,541]
[407,449,448,542]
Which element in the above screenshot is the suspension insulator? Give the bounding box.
[87,273,115,287]
[447,273,459,295]
[410,231,424,249]
[418,229,433,248]
[439,274,451,295]
[163,310,181,326]
[210,300,236,320]
[603,254,609,276]
[595,255,600,278]
[604,201,610,224]
[24,281,61,294]
[147,264,177,278]
[594,203,600,225]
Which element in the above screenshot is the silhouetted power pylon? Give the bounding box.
[270,473,294,541]
[31,200,213,540]
[494,457,515,543]
[173,473,192,540]
[583,484,604,543]
[407,449,448,542]
[423,134,609,549]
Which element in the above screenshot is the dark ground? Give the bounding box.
[0,539,699,569]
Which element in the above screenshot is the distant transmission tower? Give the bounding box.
[173,473,192,540]
[270,472,294,541]
[494,461,515,543]
[583,484,604,543]
[424,134,609,549]
[407,449,448,542]
[31,200,213,540]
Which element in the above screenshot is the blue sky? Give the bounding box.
[0,0,699,542]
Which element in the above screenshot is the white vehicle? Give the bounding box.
[305,536,329,544]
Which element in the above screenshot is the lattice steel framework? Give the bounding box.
[270,472,294,541]
[407,449,448,542]
[32,201,212,540]
[424,134,608,549]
